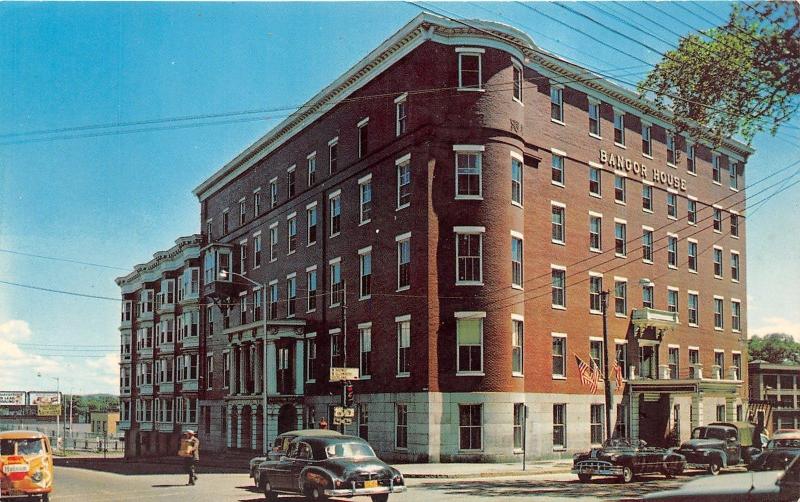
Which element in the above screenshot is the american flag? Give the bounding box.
[575,354,598,394]
[611,359,624,388]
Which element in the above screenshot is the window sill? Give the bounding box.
[642,153,653,160]
[714,327,723,332]
[396,204,410,212]
[590,248,602,254]
[732,329,741,334]
[551,305,567,311]
[396,373,410,378]
[270,258,277,263]
[306,379,316,384]
[614,200,627,206]
[360,375,372,380]
[456,372,485,377]
[589,310,602,316]
[329,303,341,309]
[687,170,697,177]
[714,275,723,280]
[512,284,524,290]
[287,250,296,256]
[306,308,316,314]
[512,372,524,378]
[552,240,566,246]
[359,295,371,301]
[512,97,524,106]
[552,375,567,380]
[643,259,653,265]
[688,221,697,226]
[551,180,565,188]
[713,180,722,186]
[358,220,371,227]
[553,447,567,452]
[668,265,678,270]
[454,195,483,201]
[732,279,740,284]
[729,187,740,193]
[456,281,484,287]
[511,201,524,209]
[667,163,677,169]
[253,265,261,270]
[330,232,340,238]
[614,142,627,149]
[689,323,699,328]
[667,215,677,221]
[396,286,410,292]
[551,118,566,126]
[689,270,698,274]
[589,133,602,140]
[643,208,654,214]
[615,253,627,259]
[458,87,485,92]
[615,313,628,319]
[307,241,316,247]
[731,235,739,239]
[589,192,602,199]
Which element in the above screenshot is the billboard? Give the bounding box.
[37,404,62,417]
[0,391,27,406]
[28,392,61,406]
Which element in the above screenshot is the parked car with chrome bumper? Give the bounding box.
[249,428,341,487]
[572,438,685,483]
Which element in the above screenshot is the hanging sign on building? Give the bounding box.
[329,367,359,382]
[0,391,27,406]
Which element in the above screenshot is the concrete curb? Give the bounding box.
[400,465,573,479]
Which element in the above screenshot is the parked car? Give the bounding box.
[572,438,685,483]
[749,438,800,472]
[259,435,406,502]
[0,430,54,501]
[250,429,341,486]
[772,429,800,441]
[641,455,800,501]
[676,421,760,475]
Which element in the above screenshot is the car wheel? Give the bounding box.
[371,495,390,502]
[41,495,50,502]
[305,485,328,502]
[263,479,278,502]
[578,473,592,483]
[708,459,721,476]
[620,466,634,483]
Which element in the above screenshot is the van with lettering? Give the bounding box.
[0,430,54,501]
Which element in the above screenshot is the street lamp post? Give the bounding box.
[600,291,612,442]
[220,269,269,454]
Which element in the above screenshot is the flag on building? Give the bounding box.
[611,358,624,388]
[575,353,598,394]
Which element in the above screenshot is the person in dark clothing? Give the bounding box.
[753,419,765,450]
[179,430,200,485]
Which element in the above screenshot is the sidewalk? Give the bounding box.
[394,460,574,478]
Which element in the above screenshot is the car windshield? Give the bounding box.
[692,427,727,440]
[324,442,376,459]
[0,439,44,456]
[770,439,800,449]
[603,438,634,448]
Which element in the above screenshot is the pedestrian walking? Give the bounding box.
[178,430,200,485]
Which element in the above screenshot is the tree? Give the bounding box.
[748,333,800,364]
[639,1,800,145]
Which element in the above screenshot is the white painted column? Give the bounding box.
[254,341,263,394]
[251,407,259,450]
[229,346,237,394]
[266,341,277,394]
[239,344,247,395]
[294,340,305,395]
[225,406,232,448]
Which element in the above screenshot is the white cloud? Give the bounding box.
[749,316,800,342]
[0,319,118,394]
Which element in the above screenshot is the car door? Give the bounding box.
[287,441,312,491]
[269,441,297,490]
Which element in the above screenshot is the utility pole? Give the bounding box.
[601,291,613,442]
[341,281,348,434]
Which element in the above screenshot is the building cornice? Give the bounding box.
[115,234,203,293]
[193,12,753,202]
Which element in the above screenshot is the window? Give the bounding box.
[589,274,603,313]
[286,275,297,317]
[513,403,525,450]
[667,288,679,313]
[455,228,483,285]
[253,288,263,321]
[732,352,742,380]
[614,175,626,203]
[614,279,627,315]
[455,149,482,198]
[238,294,247,325]
[589,166,601,196]
[688,240,698,272]
[553,404,566,449]
[206,219,213,242]
[667,192,677,218]
[666,133,676,165]
[591,404,604,445]
[590,339,604,374]
[397,234,411,290]
[613,110,625,145]
[512,62,523,102]
[307,152,317,186]
[138,289,154,314]
[550,85,563,122]
[589,213,602,252]
[396,316,411,376]
[642,184,653,211]
[329,138,338,173]
[287,214,297,253]
[358,403,369,440]
[730,213,740,237]
[712,153,721,183]
[713,247,723,277]
[715,352,724,380]
[329,191,341,236]
[269,224,278,261]
[714,298,724,329]
[589,100,601,136]
[253,234,262,267]
[223,351,231,388]
[357,118,368,158]
[330,329,342,368]
[306,336,316,382]
[551,204,565,243]
[615,220,627,257]
[551,153,565,185]
[512,317,524,375]
[456,314,484,374]
[397,156,411,208]
[615,343,628,379]
[307,203,317,245]
[689,348,699,378]
[239,241,248,274]
[642,228,654,263]
[268,281,279,320]
[511,155,523,205]
[287,166,296,198]
[270,179,278,208]
[687,144,696,174]
[306,266,317,312]
[642,124,652,156]
[731,300,742,331]
[729,161,739,190]
[395,404,408,449]
[359,324,371,378]
[511,235,523,287]
[239,199,247,225]
[395,94,407,136]
[552,335,566,378]
[713,208,723,232]
[688,199,697,224]
[329,259,343,306]
[668,234,678,267]
[668,347,680,379]
[222,210,229,234]
[551,267,566,308]
[459,404,482,450]
[688,292,699,326]
[458,50,482,89]
[359,248,371,299]
[359,175,372,224]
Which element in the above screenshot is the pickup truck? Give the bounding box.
[676,421,761,475]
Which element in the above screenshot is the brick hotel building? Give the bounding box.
[118,13,752,461]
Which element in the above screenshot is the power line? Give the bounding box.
[0,249,129,271]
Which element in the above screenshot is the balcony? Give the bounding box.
[158,382,175,394]
[117,420,131,431]
[181,379,199,392]
[181,336,199,350]
[139,384,154,396]
[632,308,679,338]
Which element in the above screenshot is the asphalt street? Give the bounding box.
[47,464,731,502]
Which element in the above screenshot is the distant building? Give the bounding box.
[90,412,120,437]
[749,360,800,431]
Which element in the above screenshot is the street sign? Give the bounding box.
[329,367,359,382]
[334,406,356,418]
[343,407,355,418]
[333,417,353,426]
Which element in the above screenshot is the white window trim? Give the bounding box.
[551,264,567,310]
[456,48,485,92]
[551,332,568,379]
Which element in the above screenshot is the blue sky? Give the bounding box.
[1,2,798,394]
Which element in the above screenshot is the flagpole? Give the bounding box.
[601,290,613,442]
